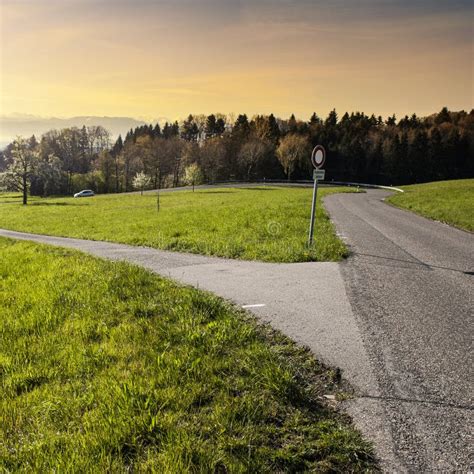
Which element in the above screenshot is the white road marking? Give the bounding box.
[242,304,266,309]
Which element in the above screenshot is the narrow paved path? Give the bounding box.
[1,189,472,472]
[325,189,473,473]
[0,228,374,395]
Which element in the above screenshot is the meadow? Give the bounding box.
[0,238,375,471]
[0,186,353,262]
[387,179,474,232]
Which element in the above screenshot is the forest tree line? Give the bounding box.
[0,107,473,202]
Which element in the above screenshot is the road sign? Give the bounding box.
[311,145,326,169]
[313,169,325,180]
[308,145,327,247]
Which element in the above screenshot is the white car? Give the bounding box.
[74,189,95,198]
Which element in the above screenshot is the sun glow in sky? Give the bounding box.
[1,0,473,121]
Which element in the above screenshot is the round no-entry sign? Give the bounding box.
[311,145,326,169]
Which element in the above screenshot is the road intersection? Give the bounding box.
[1,189,472,472]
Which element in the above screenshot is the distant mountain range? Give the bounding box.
[0,115,160,149]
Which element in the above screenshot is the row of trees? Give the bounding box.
[1,108,473,203]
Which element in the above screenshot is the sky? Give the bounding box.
[0,0,473,122]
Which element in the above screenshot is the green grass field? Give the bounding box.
[0,186,353,262]
[387,179,474,232]
[0,238,375,472]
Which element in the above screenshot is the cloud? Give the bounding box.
[1,0,472,119]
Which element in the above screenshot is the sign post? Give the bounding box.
[308,145,326,246]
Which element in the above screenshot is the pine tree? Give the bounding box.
[153,124,161,137]
[215,118,226,136]
[409,113,420,128]
[162,122,171,139]
[111,135,123,156]
[309,112,321,125]
[267,114,280,141]
[385,114,397,126]
[182,115,199,141]
[171,121,180,137]
[288,114,297,133]
[124,129,133,143]
[398,132,410,183]
[234,115,249,135]
[435,107,451,125]
[409,129,429,182]
[444,128,461,179]
[429,127,444,179]
[382,134,400,183]
[398,116,410,129]
[325,109,338,127]
[205,114,217,138]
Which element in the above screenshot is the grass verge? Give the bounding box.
[0,237,375,472]
[0,186,354,262]
[387,179,473,232]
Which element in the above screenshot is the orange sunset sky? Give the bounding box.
[1,0,473,122]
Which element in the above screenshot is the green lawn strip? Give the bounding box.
[0,238,376,472]
[387,179,474,232]
[0,186,354,262]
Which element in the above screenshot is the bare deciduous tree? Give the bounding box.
[238,138,267,181]
[200,137,226,183]
[276,134,310,181]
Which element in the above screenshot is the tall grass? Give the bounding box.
[0,238,375,472]
[0,186,354,262]
[388,179,474,231]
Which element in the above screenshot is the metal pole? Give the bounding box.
[308,177,318,246]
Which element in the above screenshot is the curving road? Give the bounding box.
[324,189,473,472]
[1,188,472,472]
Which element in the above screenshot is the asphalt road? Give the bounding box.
[324,189,474,473]
[1,188,472,472]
